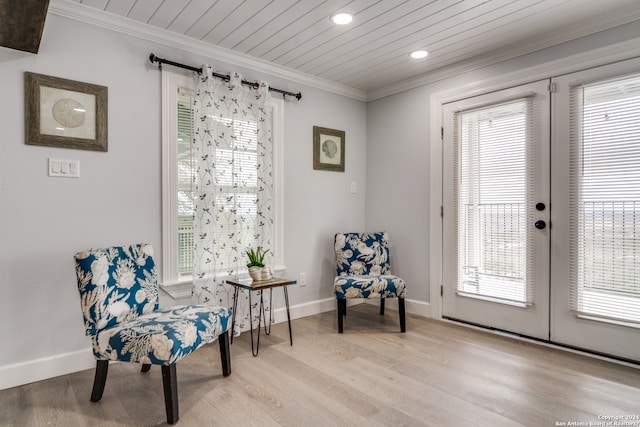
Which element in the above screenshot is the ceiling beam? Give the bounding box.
[0,0,50,54]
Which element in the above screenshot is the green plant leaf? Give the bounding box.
[245,245,269,268]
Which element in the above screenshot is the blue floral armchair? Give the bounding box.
[74,244,232,424]
[334,232,407,333]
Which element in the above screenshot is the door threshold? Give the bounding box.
[442,316,640,368]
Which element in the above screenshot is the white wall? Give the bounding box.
[284,87,367,309]
[366,87,430,307]
[0,13,367,389]
[366,21,640,314]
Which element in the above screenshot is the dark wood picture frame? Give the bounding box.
[313,126,345,172]
[25,72,108,151]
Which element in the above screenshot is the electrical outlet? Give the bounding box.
[299,272,306,287]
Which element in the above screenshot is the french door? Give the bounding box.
[550,60,640,361]
[442,80,551,340]
[443,59,640,361]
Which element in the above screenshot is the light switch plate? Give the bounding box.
[49,158,80,178]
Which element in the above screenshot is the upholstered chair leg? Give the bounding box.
[342,298,346,316]
[219,331,231,376]
[141,364,151,373]
[162,364,179,424]
[379,299,385,315]
[399,297,406,333]
[337,298,344,333]
[90,360,109,402]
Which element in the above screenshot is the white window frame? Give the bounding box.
[160,70,285,298]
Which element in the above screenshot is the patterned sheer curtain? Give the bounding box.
[192,65,274,334]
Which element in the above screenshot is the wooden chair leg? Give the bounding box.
[162,364,179,425]
[379,298,385,315]
[90,360,109,402]
[337,298,344,333]
[141,364,151,373]
[219,331,232,377]
[399,297,406,333]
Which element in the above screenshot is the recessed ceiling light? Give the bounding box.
[410,50,429,59]
[332,13,353,25]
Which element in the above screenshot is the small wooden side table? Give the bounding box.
[225,277,296,356]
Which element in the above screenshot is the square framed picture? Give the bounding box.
[24,72,108,151]
[313,126,345,172]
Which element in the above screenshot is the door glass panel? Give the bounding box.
[454,99,535,306]
[569,73,640,325]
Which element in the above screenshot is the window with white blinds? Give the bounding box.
[176,93,262,275]
[203,114,260,273]
[569,73,640,325]
[161,70,284,288]
[454,99,536,306]
[177,90,195,274]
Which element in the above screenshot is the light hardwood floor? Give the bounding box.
[1,304,639,426]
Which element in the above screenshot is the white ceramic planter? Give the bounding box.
[261,266,272,281]
[248,266,262,281]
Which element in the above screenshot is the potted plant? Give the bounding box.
[246,246,271,281]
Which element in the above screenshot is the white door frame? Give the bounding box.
[429,36,640,321]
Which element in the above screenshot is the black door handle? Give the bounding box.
[536,202,546,211]
[535,220,546,230]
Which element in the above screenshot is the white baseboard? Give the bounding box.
[273,297,430,323]
[272,297,338,323]
[0,348,95,391]
[1,297,430,391]
[364,298,431,318]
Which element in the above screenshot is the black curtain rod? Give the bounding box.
[149,53,302,100]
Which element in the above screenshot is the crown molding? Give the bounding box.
[376,33,640,101]
[48,0,368,102]
[433,38,640,108]
[368,10,640,101]
[48,0,640,103]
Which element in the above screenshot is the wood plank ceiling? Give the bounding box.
[63,0,640,97]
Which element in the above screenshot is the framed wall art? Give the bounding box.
[313,126,345,172]
[24,72,108,151]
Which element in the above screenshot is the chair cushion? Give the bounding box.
[335,232,391,276]
[75,244,159,336]
[334,275,407,299]
[92,305,231,365]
